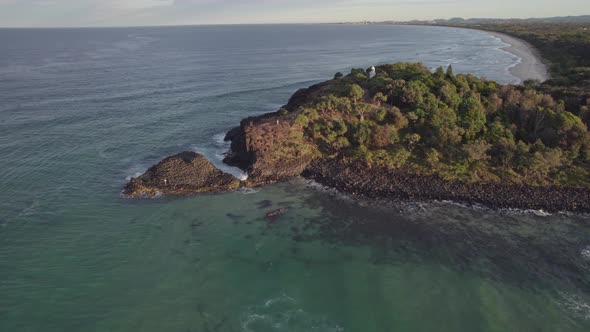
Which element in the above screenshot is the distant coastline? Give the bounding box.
[391,24,551,84]
[342,22,551,84]
[466,29,549,83]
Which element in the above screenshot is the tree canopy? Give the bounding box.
[284,62,590,186]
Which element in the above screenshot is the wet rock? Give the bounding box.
[123,151,241,197]
[302,158,590,213]
[265,208,289,218]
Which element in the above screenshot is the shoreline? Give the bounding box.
[486,31,549,83]
[302,159,590,214]
[394,24,550,83]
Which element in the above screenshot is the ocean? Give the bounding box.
[0,24,589,331]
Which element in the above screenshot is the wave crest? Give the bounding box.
[240,294,343,332]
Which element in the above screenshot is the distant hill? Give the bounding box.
[369,15,590,25]
[437,15,590,24]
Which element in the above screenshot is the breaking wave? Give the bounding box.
[240,294,344,332]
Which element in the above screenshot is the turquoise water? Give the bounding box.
[1,24,589,331]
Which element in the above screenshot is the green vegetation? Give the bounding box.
[291,63,590,186]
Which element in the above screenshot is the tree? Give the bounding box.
[427,106,463,148]
[372,108,387,122]
[372,124,398,148]
[353,122,371,146]
[405,133,421,151]
[485,119,514,143]
[463,140,491,164]
[348,84,365,103]
[401,80,429,106]
[581,132,590,161]
[446,64,454,77]
[439,83,461,109]
[373,92,388,104]
[459,92,487,140]
[294,114,309,128]
[434,67,445,80]
[492,138,517,167]
[558,111,587,148]
[425,148,440,167]
[390,107,409,130]
[354,103,372,122]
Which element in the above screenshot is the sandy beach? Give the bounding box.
[487,31,549,83]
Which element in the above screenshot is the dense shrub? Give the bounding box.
[291,62,590,185]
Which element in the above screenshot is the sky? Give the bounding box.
[0,0,588,27]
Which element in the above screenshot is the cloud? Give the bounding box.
[0,0,587,27]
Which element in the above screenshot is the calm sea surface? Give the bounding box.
[1,24,589,331]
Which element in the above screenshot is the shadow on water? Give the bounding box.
[284,183,590,293]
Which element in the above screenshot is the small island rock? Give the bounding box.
[123,151,241,197]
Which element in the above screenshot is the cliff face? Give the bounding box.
[219,81,328,185]
[123,152,241,197]
[224,113,317,186]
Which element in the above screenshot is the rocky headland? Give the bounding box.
[124,63,590,213]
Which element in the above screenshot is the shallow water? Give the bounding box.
[0,24,589,331]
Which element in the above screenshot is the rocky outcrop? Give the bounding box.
[224,114,318,186]
[124,73,590,213]
[124,81,329,198]
[283,81,331,111]
[123,151,241,197]
[302,158,590,213]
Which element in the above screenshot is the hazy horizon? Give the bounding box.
[0,0,588,28]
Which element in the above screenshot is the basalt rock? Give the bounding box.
[302,158,590,213]
[223,113,317,186]
[123,151,241,197]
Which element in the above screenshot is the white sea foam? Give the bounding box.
[18,200,40,217]
[303,179,352,201]
[190,131,250,181]
[124,164,149,182]
[559,292,590,320]
[503,208,552,217]
[241,294,343,332]
[238,188,259,195]
[213,132,227,145]
[582,246,590,260]
[264,294,295,308]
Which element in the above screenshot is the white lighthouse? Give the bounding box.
[368,66,376,79]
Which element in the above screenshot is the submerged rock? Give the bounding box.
[265,208,289,218]
[123,151,241,197]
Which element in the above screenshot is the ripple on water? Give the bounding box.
[582,247,590,260]
[238,188,259,195]
[241,294,343,332]
[559,292,590,320]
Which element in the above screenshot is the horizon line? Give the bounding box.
[1,14,588,30]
